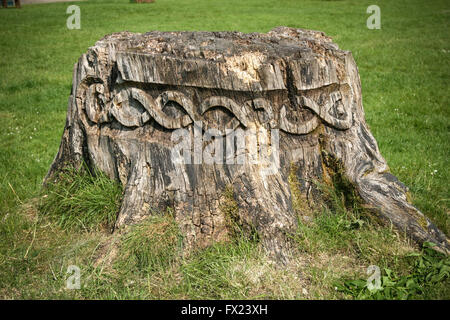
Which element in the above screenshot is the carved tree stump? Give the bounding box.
[46,27,449,261]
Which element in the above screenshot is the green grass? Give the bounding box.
[116,212,183,273]
[336,242,450,300]
[0,0,449,299]
[39,166,123,232]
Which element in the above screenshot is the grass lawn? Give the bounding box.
[0,0,448,299]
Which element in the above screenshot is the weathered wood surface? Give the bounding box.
[46,27,449,261]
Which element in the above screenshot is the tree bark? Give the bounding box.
[45,27,449,262]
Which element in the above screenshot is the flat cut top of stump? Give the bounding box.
[94,27,346,92]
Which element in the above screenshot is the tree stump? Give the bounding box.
[46,27,449,262]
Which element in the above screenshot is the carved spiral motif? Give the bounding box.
[78,77,353,134]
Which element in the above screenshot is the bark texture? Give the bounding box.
[46,27,449,261]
